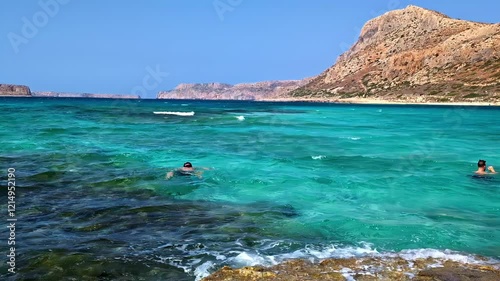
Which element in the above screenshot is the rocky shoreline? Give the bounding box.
[202,256,500,281]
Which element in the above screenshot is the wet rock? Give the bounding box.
[203,257,500,281]
[203,261,345,281]
[415,267,500,281]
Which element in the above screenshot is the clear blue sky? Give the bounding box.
[1,0,499,98]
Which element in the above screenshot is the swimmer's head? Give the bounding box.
[478,160,486,168]
[183,162,193,168]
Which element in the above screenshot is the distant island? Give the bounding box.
[2,5,499,105]
[0,84,31,97]
[0,84,140,99]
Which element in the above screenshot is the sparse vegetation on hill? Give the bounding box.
[291,5,500,103]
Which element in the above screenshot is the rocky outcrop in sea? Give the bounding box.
[0,84,31,96]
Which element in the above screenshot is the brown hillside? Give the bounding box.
[291,5,500,103]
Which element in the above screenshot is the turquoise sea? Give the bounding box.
[1,97,499,280]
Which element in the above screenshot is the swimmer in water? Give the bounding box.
[475,159,496,175]
[165,162,209,180]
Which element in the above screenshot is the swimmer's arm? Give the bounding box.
[194,171,204,179]
[195,167,213,178]
[488,166,497,174]
[165,171,175,180]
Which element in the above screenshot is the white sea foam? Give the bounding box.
[270,243,379,261]
[343,274,356,281]
[387,248,487,265]
[236,116,245,121]
[232,252,271,266]
[311,155,326,160]
[340,136,361,140]
[194,261,215,281]
[340,268,356,281]
[167,242,499,281]
[218,243,380,270]
[153,111,195,116]
[187,243,376,280]
[273,244,495,267]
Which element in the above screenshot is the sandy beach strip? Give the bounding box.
[256,97,500,106]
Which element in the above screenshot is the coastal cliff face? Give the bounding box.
[33,92,140,99]
[291,5,500,103]
[0,84,32,96]
[157,80,308,100]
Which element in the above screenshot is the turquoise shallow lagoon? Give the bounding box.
[0,97,499,280]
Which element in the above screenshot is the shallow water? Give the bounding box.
[1,97,499,280]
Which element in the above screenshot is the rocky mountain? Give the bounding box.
[157,80,308,100]
[0,84,31,96]
[158,5,499,103]
[291,5,500,103]
[33,92,140,99]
